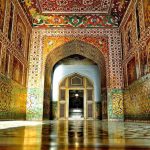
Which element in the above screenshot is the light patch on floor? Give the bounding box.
[0,121,43,129]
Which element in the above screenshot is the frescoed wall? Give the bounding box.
[120,0,150,121]
[16,15,26,53]
[0,0,6,31]
[0,0,32,120]
[143,0,150,28]
[124,15,133,53]
[12,57,23,84]
[8,2,14,40]
[127,58,137,85]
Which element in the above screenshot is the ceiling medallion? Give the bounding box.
[83,0,94,5]
[56,0,68,6]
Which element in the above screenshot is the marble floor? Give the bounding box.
[0,120,150,150]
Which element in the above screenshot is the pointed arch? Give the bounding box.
[43,40,107,119]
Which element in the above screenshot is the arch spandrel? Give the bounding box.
[42,36,108,61]
[46,40,106,68]
[45,40,107,89]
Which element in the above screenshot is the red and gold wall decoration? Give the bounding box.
[43,36,108,58]
[33,15,118,28]
[40,0,110,13]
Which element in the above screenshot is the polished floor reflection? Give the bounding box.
[0,120,150,150]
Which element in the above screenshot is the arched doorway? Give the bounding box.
[43,40,107,120]
[58,73,95,119]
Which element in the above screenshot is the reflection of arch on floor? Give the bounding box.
[43,40,108,120]
[58,73,95,119]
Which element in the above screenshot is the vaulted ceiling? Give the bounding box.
[20,0,130,28]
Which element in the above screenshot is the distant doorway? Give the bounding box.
[58,73,95,119]
[69,90,84,119]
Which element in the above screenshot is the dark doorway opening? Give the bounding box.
[69,90,84,118]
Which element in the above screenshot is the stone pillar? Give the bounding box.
[26,30,44,120]
[107,29,124,121]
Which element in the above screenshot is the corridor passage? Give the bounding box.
[0,120,150,150]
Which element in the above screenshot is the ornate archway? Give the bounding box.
[43,40,107,119]
[27,28,124,121]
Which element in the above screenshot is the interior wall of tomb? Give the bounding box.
[0,0,32,119]
[120,0,150,121]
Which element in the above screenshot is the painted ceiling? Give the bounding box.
[40,0,111,13]
[19,0,130,28]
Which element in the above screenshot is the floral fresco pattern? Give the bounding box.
[19,0,130,27]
